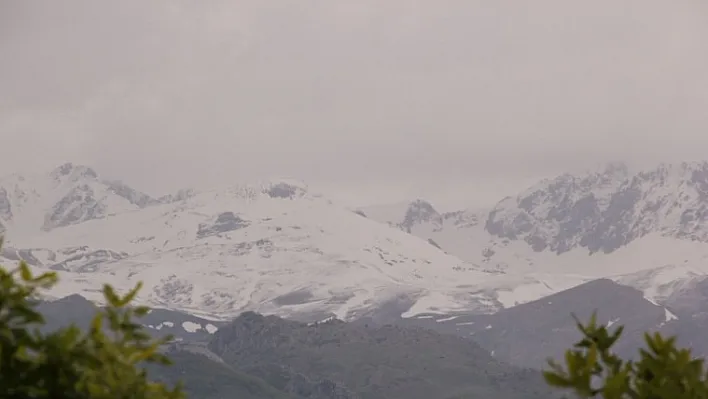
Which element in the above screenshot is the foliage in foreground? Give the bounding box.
[544,312,708,398]
[0,237,183,398]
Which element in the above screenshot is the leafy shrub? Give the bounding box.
[545,312,708,398]
[0,237,183,398]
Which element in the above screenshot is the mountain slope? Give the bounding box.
[208,312,554,399]
[35,294,224,342]
[31,298,555,399]
[2,164,517,321]
[33,295,341,399]
[146,350,299,399]
[393,278,708,369]
[361,162,708,316]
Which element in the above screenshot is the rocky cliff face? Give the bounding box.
[486,162,708,254]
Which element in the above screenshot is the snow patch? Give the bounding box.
[182,321,202,333]
[664,308,678,322]
[644,296,660,306]
[436,316,459,323]
[308,316,337,326]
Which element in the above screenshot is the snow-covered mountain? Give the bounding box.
[358,199,486,260]
[360,161,708,313]
[7,161,708,328]
[0,162,158,238]
[1,163,544,321]
[486,161,708,253]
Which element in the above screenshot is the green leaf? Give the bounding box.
[19,263,32,282]
[544,371,573,388]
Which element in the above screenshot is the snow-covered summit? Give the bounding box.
[363,161,708,257]
[359,162,708,319]
[359,200,482,234]
[0,163,159,239]
[485,161,708,254]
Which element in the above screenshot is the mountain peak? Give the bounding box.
[408,198,436,209]
[486,161,708,254]
[401,199,441,232]
[49,162,99,182]
[603,161,629,176]
[261,178,309,199]
[0,162,159,235]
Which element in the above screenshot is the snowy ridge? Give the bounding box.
[613,264,704,305]
[486,161,708,254]
[2,164,530,321]
[6,161,708,323]
[0,163,158,239]
[362,163,708,317]
[358,199,482,233]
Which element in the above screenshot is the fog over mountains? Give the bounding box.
[5,2,708,397]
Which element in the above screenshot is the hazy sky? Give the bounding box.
[2,1,708,209]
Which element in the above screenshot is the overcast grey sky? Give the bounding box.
[2,1,708,209]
